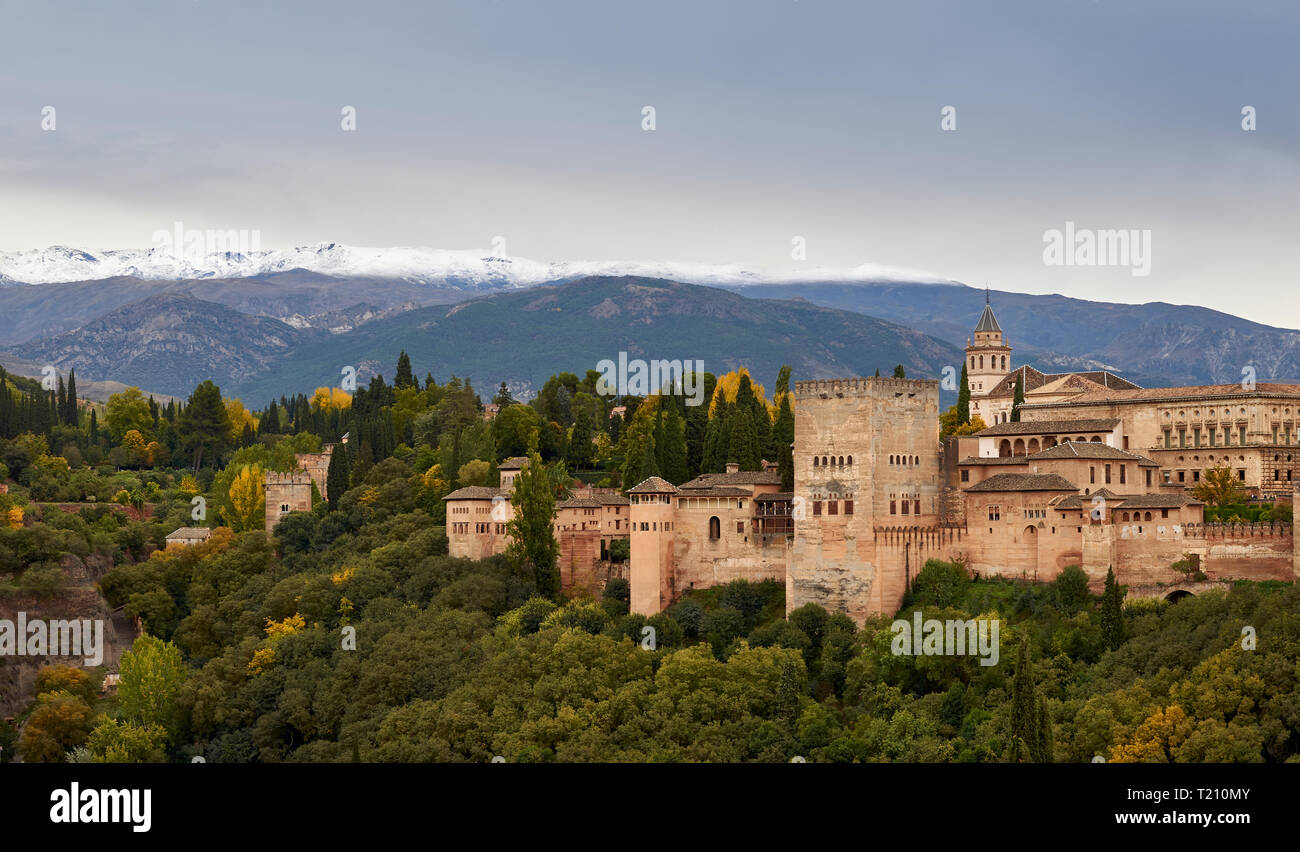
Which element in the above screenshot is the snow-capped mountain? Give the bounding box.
[0,242,956,289]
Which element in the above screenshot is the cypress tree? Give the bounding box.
[66,368,78,424]
[957,362,971,425]
[893,364,906,378]
[1037,694,1054,763]
[1010,638,1037,762]
[729,406,761,471]
[661,403,689,485]
[774,392,795,492]
[1100,566,1125,651]
[325,443,351,509]
[505,452,559,599]
[1011,372,1025,422]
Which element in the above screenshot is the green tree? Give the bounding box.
[659,403,689,485]
[105,387,154,442]
[957,362,970,424]
[86,717,168,763]
[326,443,351,509]
[394,351,416,389]
[1192,463,1246,509]
[1011,372,1025,422]
[178,380,232,472]
[893,365,906,378]
[505,452,560,599]
[18,691,95,762]
[1100,565,1125,651]
[117,634,187,739]
[1009,638,1038,761]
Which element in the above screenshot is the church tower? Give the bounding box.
[965,289,1011,422]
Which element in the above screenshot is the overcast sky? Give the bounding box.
[1,0,1297,323]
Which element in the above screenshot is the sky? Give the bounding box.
[0,0,1297,323]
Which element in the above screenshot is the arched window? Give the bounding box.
[901,501,910,515]
[813,456,819,467]
[708,516,720,540]
[1145,512,1152,521]
[890,500,897,514]
[979,355,984,369]
[847,456,853,465]
[914,500,921,515]
[1001,355,1006,370]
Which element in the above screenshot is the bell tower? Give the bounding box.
[965,288,1011,416]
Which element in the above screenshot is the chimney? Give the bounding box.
[725,462,739,474]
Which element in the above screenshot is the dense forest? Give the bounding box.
[1,355,1297,763]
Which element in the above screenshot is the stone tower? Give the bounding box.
[264,471,313,535]
[628,476,680,616]
[965,290,1011,413]
[787,376,941,622]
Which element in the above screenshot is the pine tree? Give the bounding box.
[177,380,231,473]
[874,368,880,378]
[957,362,971,425]
[1011,372,1025,422]
[493,382,514,406]
[394,351,415,389]
[1100,566,1125,651]
[893,365,906,378]
[729,406,761,471]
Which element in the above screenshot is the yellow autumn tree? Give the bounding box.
[265,613,306,640]
[709,368,773,418]
[310,387,352,412]
[122,429,150,465]
[6,506,22,529]
[177,474,200,496]
[224,464,265,532]
[224,398,258,442]
[1109,705,1193,763]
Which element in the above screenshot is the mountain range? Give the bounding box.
[2,243,1298,405]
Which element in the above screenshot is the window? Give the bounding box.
[1161,509,1169,519]
[1105,464,1111,484]
[961,469,969,482]
[988,505,1001,521]
[1090,466,1095,484]
[828,501,838,515]
[1120,465,1126,485]
[844,500,854,515]
[1178,471,1185,483]
[890,500,897,515]
[914,500,921,515]
[1238,469,1246,481]
[1145,469,1152,487]
[709,516,720,540]
[901,501,910,515]
[813,501,822,516]
[736,521,745,534]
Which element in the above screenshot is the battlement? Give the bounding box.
[264,471,312,486]
[794,376,939,399]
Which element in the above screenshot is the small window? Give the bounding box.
[961,469,969,482]
[813,501,822,516]
[844,500,854,515]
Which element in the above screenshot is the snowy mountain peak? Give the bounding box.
[0,243,956,290]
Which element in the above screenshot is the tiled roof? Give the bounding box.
[1052,488,1122,509]
[1112,493,1203,508]
[976,418,1120,437]
[986,366,1140,399]
[958,456,1028,466]
[166,527,211,539]
[1026,382,1300,407]
[680,471,783,488]
[1027,442,1159,465]
[974,303,1002,333]
[557,495,629,508]
[677,486,753,497]
[965,473,1079,492]
[627,476,679,494]
[443,486,504,501]
[499,457,530,470]
[754,492,794,502]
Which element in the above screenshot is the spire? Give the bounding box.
[985,283,990,305]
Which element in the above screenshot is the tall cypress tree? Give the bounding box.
[1011,372,1025,422]
[325,443,351,509]
[1010,638,1037,762]
[65,368,78,425]
[1100,566,1125,651]
[660,403,689,485]
[957,363,971,425]
[774,392,795,492]
[505,452,559,599]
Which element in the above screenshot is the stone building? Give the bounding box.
[628,465,789,615]
[264,471,314,534]
[624,301,1300,625]
[165,526,212,549]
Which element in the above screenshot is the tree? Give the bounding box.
[394,351,416,389]
[956,362,970,424]
[1011,372,1025,422]
[1100,565,1125,651]
[225,464,265,533]
[17,691,95,762]
[773,388,795,492]
[506,452,559,599]
[326,444,351,510]
[1193,463,1246,510]
[659,403,690,484]
[86,718,168,763]
[117,634,187,739]
[493,382,515,407]
[178,380,232,472]
[105,387,153,442]
[892,365,906,379]
[1009,638,1038,761]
